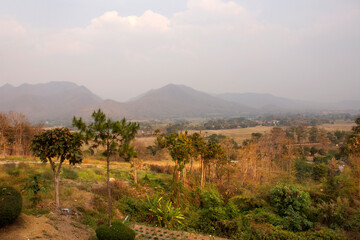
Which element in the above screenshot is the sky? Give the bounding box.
[0,0,359,102]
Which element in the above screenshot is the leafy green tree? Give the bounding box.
[31,128,83,208]
[270,184,312,231]
[73,109,139,226]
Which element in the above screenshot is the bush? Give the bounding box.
[229,195,267,212]
[317,197,349,229]
[248,208,284,226]
[0,186,22,227]
[312,163,328,181]
[216,216,252,239]
[142,194,184,229]
[197,188,226,233]
[96,221,135,240]
[295,158,313,181]
[270,184,313,231]
[254,225,345,240]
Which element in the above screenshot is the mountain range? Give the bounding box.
[0,82,359,123]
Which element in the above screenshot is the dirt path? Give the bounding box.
[0,213,94,240]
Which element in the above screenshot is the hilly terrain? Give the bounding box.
[0,82,102,121]
[0,81,359,123]
[80,84,253,120]
[217,93,360,113]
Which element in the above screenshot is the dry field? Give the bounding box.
[136,122,355,147]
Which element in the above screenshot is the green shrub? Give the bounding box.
[21,174,47,206]
[317,197,349,229]
[254,225,345,240]
[61,168,78,180]
[142,194,184,229]
[229,195,267,212]
[96,221,135,240]
[197,188,226,233]
[312,163,328,181]
[0,186,22,227]
[295,158,313,181]
[216,215,252,239]
[270,184,313,231]
[248,208,283,226]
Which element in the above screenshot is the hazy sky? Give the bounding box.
[0,0,359,102]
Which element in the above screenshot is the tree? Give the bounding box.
[155,131,191,202]
[31,128,83,208]
[73,109,139,226]
[342,116,360,197]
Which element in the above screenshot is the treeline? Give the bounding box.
[158,113,356,133]
[0,112,42,157]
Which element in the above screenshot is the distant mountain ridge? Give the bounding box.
[79,84,253,120]
[217,92,360,113]
[0,82,102,121]
[0,82,359,123]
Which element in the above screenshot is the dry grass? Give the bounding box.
[318,122,355,132]
[188,126,273,144]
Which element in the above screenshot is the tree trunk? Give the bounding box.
[54,172,60,208]
[200,159,204,187]
[190,158,193,173]
[2,143,5,158]
[208,164,211,183]
[182,167,186,185]
[107,155,112,226]
[134,161,138,185]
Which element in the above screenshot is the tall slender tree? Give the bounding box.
[73,109,139,226]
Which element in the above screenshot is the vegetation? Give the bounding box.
[0,111,359,239]
[73,109,139,226]
[0,186,22,227]
[30,128,83,208]
[96,220,136,240]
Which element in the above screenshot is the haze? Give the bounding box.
[0,0,359,102]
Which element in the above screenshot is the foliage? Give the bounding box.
[312,163,328,181]
[96,220,136,240]
[197,188,226,233]
[254,224,346,240]
[73,109,139,226]
[229,195,267,212]
[142,194,184,229]
[31,128,83,165]
[317,197,349,229]
[31,128,83,208]
[270,184,313,231]
[21,174,47,206]
[295,158,313,181]
[0,186,22,227]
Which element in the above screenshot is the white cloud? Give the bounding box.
[89,10,170,32]
[187,0,244,15]
[0,17,26,40]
